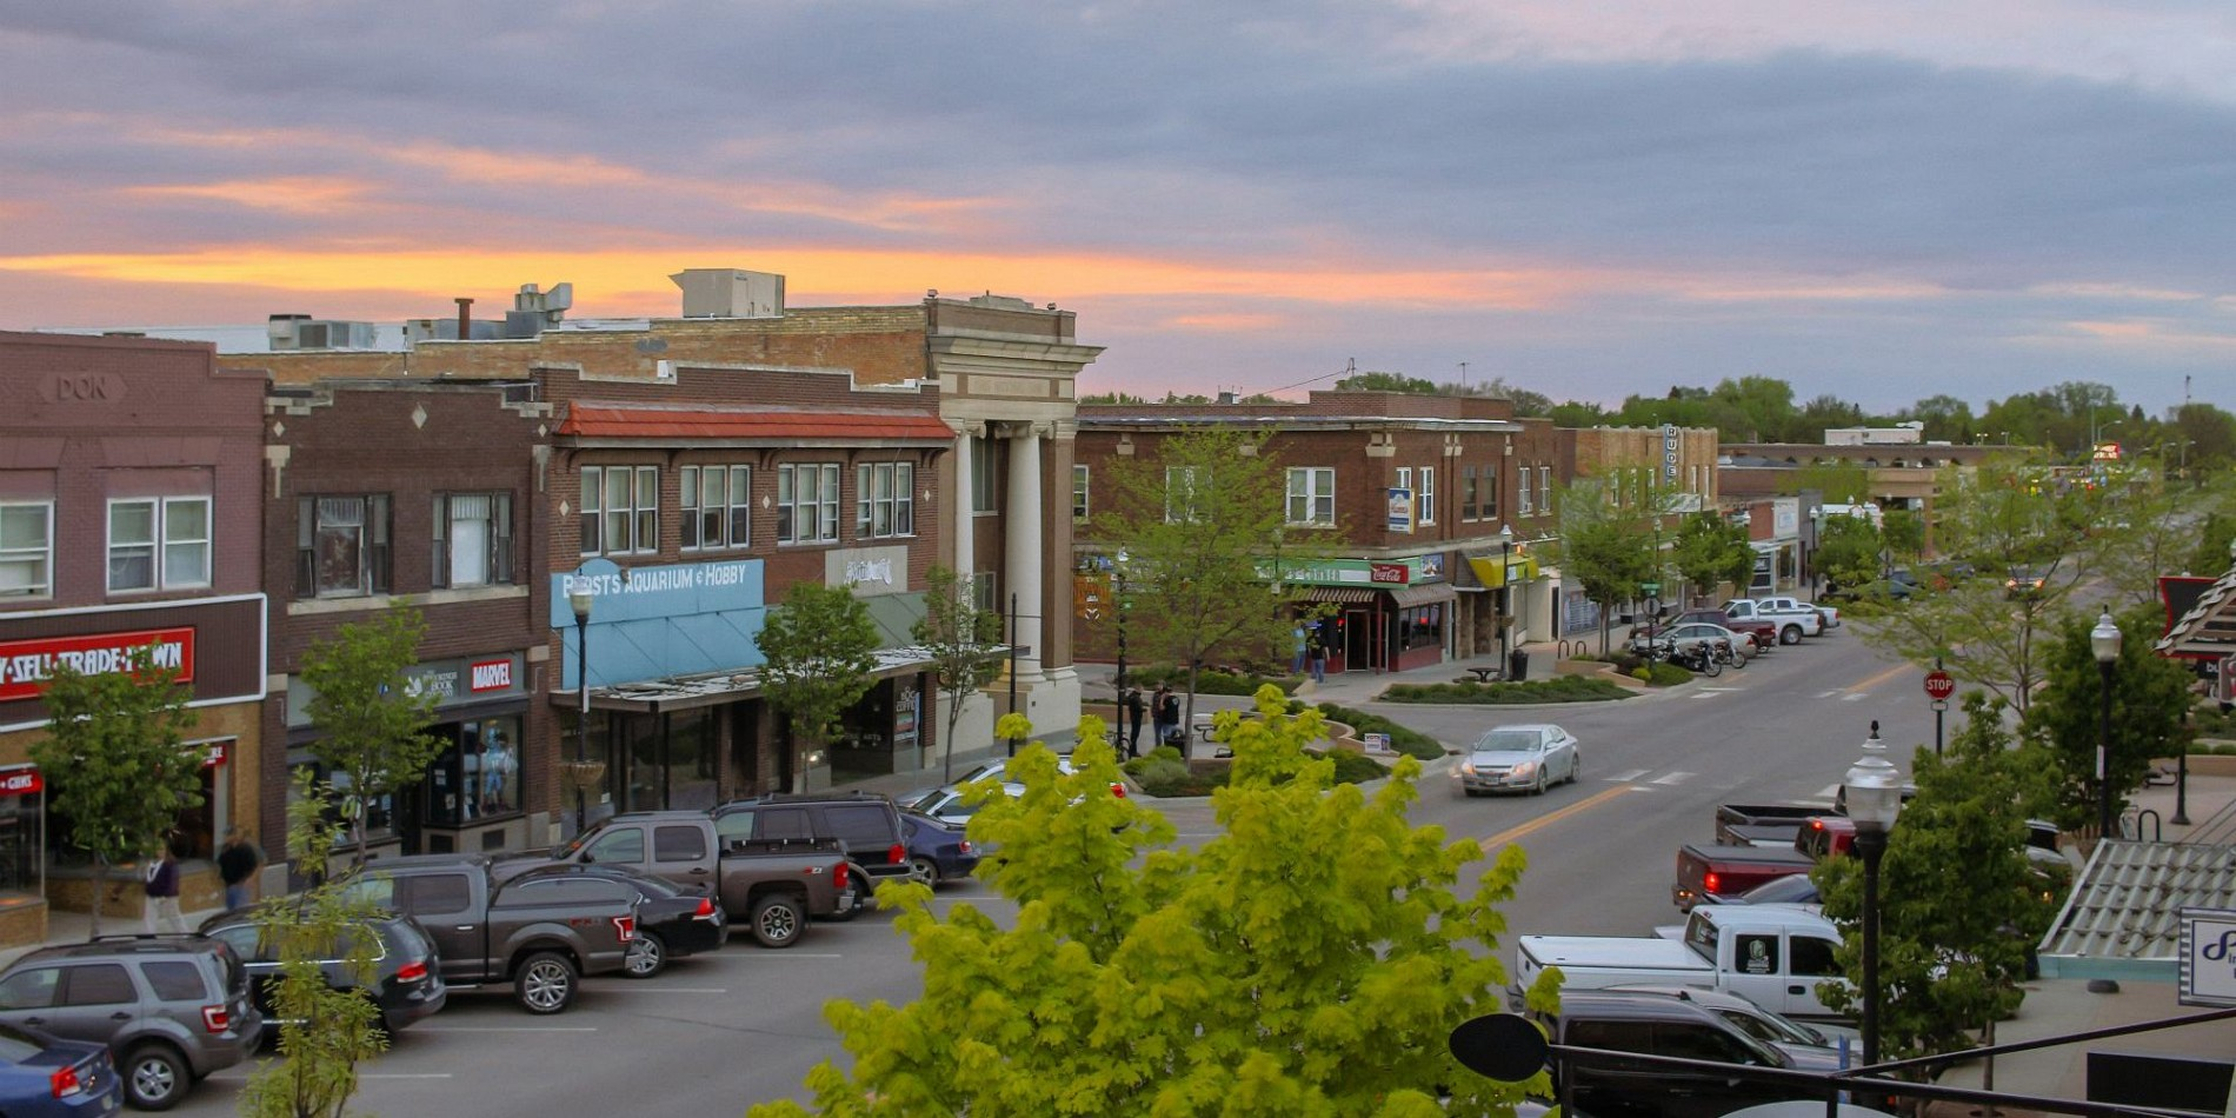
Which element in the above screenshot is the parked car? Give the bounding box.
[1714,873,1822,909]
[503,864,728,979]
[509,809,856,947]
[197,908,446,1038]
[1713,803,1832,848]
[0,936,261,1110]
[711,792,911,900]
[1627,622,1752,662]
[0,1022,121,1116]
[1723,599,1823,645]
[341,854,639,1015]
[1531,989,1836,1118]
[1601,984,1856,1062]
[1675,608,1776,651]
[897,811,980,886]
[904,782,1024,827]
[1456,724,1580,797]
[1516,905,1848,1020]
[1673,842,1815,910]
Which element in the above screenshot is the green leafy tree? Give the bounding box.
[1090,425,1312,755]
[913,564,1006,784]
[1900,394,1978,444]
[1549,476,1658,654]
[1814,511,1885,594]
[1880,507,1925,562]
[751,688,1555,1117]
[2019,607,2195,833]
[1333,369,1437,394]
[301,607,442,866]
[236,771,388,1118]
[1812,695,2062,1066]
[1669,511,1752,606]
[760,580,880,791]
[30,647,201,939]
[2081,473,2236,607]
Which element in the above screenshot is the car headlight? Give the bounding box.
[1511,762,1536,778]
[1459,763,1477,775]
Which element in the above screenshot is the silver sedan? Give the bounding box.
[1455,724,1580,796]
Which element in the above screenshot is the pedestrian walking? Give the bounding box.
[1155,685,1181,748]
[143,844,185,934]
[1291,624,1308,674]
[217,826,264,911]
[1123,686,1146,758]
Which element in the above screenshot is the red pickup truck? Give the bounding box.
[1672,842,1815,910]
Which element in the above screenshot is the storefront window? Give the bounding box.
[0,779,41,895]
[423,717,522,827]
[1397,604,1444,652]
[289,746,396,850]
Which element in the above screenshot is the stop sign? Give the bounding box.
[1924,671,1955,701]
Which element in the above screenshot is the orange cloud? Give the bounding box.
[1163,311,1292,332]
[121,176,371,214]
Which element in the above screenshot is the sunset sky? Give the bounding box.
[3,1,2231,413]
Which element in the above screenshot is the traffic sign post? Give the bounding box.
[1925,666,1955,756]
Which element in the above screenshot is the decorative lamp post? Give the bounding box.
[1843,726,1903,1069]
[2091,608,2122,843]
[1113,549,1129,692]
[569,584,595,835]
[1494,524,1515,665]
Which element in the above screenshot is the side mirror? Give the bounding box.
[578,850,595,864]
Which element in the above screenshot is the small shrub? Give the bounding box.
[1121,744,1185,778]
[1314,703,1445,760]
[1644,661,1692,687]
[1629,667,1651,682]
[1132,759,1227,797]
[1379,676,1633,705]
[1316,749,1388,784]
[1126,664,1299,696]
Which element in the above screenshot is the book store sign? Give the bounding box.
[2180,908,2236,1006]
[0,628,196,704]
[287,654,523,728]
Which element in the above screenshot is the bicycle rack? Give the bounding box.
[2124,808,2163,843]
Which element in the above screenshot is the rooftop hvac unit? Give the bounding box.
[269,317,375,350]
[671,268,784,318]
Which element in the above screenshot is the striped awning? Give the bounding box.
[1296,587,1378,604]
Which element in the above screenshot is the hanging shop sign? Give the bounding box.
[0,628,195,703]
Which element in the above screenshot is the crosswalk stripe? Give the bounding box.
[1608,768,1649,783]
[1840,693,1866,702]
[1651,771,1695,786]
[1816,690,1843,698]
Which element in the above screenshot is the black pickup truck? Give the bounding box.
[346,854,638,1014]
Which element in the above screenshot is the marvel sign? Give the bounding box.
[0,629,196,703]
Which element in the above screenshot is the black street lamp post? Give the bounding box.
[1844,727,1904,1069]
[2091,609,2122,843]
[1113,550,1129,692]
[569,583,594,835]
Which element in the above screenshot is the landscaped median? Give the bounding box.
[1377,674,1636,704]
[1115,699,1445,797]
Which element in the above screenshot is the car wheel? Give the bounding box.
[515,951,578,1014]
[1780,624,1803,645]
[1568,753,1581,784]
[1532,770,1548,796]
[750,893,806,948]
[123,1042,188,1111]
[908,856,941,887]
[623,931,667,979]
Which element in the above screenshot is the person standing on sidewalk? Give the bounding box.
[1123,686,1146,758]
[217,826,264,911]
[1309,639,1328,684]
[1151,684,1176,748]
[143,844,185,934]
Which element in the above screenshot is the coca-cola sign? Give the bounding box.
[0,629,196,703]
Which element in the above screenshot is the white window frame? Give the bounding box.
[298,494,391,599]
[970,438,996,514]
[1286,467,1336,527]
[1539,466,1552,514]
[580,468,602,556]
[855,462,915,540]
[1419,466,1436,525]
[0,501,53,599]
[681,465,752,551]
[1517,468,1534,516]
[778,463,841,545]
[432,492,514,588]
[582,466,658,556]
[1072,464,1089,523]
[106,496,211,594]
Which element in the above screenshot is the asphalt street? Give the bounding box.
[164,630,1933,1115]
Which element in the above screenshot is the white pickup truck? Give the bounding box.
[1514,905,1849,1020]
[1723,598,1833,645]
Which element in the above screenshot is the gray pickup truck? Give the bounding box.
[520,810,857,948]
[347,854,638,1014]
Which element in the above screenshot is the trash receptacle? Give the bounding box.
[1508,646,1530,682]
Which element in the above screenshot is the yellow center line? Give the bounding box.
[1847,661,1914,694]
[1478,784,1639,850]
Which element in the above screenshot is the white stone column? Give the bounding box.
[1005,424,1044,688]
[953,427,975,585]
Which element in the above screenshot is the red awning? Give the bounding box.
[559,405,953,444]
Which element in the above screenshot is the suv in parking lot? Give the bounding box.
[0,935,261,1110]
[199,907,447,1038]
[713,792,910,904]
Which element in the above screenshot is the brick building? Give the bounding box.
[1073,391,1536,675]
[225,271,1097,835]
[261,379,552,859]
[0,332,268,945]
[1554,424,1723,625]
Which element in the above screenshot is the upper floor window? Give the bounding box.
[970,438,996,514]
[681,465,751,551]
[855,462,914,540]
[1482,464,1499,520]
[298,494,390,599]
[581,466,657,556]
[1461,467,1479,521]
[432,493,515,588]
[1517,468,1535,516]
[108,497,210,593]
[1419,466,1436,525]
[1165,466,1203,524]
[777,464,840,545]
[0,503,52,598]
[1538,466,1552,514]
[1072,465,1089,523]
[1286,467,1335,527]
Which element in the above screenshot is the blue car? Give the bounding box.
[898,810,981,887]
[0,1023,121,1116]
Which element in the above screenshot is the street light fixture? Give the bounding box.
[2090,608,2122,844]
[1113,549,1130,692]
[1494,524,1516,668]
[569,582,595,835]
[1843,726,1904,1069]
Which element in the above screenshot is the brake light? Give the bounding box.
[958,841,972,854]
[611,914,636,942]
[201,1004,231,1033]
[888,843,906,866]
[49,1064,82,1099]
[1810,819,1825,831]
[694,896,717,919]
[831,862,850,890]
[395,960,429,983]
[1704,871,1721,894]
